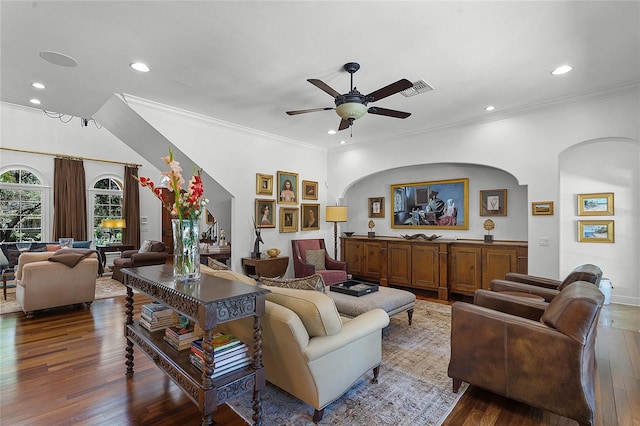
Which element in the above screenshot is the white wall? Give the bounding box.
[328,90,639,305]
[560,139,639,305]
[1,102,163,244]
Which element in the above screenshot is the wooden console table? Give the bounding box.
[96,244,135,276]
[242,256,289,278]
[122,264,270,425]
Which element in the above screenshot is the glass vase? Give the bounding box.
[172,218,201,282]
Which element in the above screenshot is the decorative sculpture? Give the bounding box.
[400,233,441,241]
[252,217,263,258]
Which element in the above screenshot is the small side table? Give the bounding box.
[96,244,135,276]
[242,256,289,278]
[2,268,16,300]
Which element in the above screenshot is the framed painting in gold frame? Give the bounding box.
[255,199,276,229]
[578,220,614,243]
[302,180,318,200]
[390,178,468,230]
[368,197,385,218]
[256,173,273,196]
[577,192,614,216]
[279,207,299,233]
[277,171,298,204]
[301,203,320,231]
[531,201,554,216]
[480,189,507,216]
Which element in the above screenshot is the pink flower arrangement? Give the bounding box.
[137,148,207,221]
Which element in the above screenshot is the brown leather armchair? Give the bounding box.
[490,263,602,302]
[111,240,168,283]
[291,239,347,286]
[448,282,605,426]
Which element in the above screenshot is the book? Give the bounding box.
[165,325,196,340]
[189,353,251,378]
[164,334,199,351]
[191,335,245,355]
[191,342,248,362]
[139,317,172,332]
[191,346,250,368]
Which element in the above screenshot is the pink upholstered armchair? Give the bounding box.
[291,239,347,286]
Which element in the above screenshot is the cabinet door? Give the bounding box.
[343,240,363,276]
[482,247,518,290]
[412,244,439,289]
[387,242,411,285]
[363,240,385,281]
[450,245,482,294]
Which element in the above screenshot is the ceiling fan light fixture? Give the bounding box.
[336,102,367,120]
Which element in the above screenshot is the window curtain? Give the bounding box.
[123,166,141,248]
[53,158,87,241]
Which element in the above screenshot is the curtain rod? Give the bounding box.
[1,146,142,168]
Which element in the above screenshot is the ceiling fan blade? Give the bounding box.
[338,118,350,131]
[367,106,411,119]
[286,107,334,116]
[308,79,341,98]
[366,79,413,102]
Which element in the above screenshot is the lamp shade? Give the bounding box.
[101,218,126,228]
[100,219,115,228]
[326,206,348,222]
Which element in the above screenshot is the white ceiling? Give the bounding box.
[2,1,639,149]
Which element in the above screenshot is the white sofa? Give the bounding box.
[202,266,390,422]
[16,251,99,317]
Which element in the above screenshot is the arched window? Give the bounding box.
[0,169,45,242]
[92,177,124,244]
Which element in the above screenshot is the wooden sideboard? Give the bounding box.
[341,236,527,300]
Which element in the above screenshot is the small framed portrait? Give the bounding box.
[302,180,318,200]
[301,203,320,231]
[368,197,385,218]
[205,209,215,224]
[531,201,554,216]
[578,220,614,243]
[578,192,614,216]
[277,171,299,204]
[279,207,299,233]
[255,199,276,229]
[256,173,273,196]
[480,189,507,216]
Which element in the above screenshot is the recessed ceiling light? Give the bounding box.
[130,62,150,72]
[32,82,45,89]
[551,65,572,76]
[340,140,346,145]
[485,105,495,111]
[328,130,336,135]
[29,98,41,105]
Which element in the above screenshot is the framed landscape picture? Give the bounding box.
[302,180,318,200]
[277,171,298,204]
[301,203,320,230]
[578,192,614,216]
[368,197,385,218]
[391,178,469,230]
[578,220,614,243]
[255,199,276,229]
[531,201,554,216]
[480,189,507,216]
[256,173,273,196]
[279,207,299,233]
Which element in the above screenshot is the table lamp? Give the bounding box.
[325,206,348,259]
[101,218,126,244]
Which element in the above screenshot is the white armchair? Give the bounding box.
[16,251,99,317]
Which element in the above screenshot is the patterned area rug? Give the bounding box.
[228,299,468,425]
[0,275,126,315]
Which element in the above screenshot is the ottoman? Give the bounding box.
[328,285,416,325]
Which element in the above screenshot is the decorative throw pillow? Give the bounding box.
[260,274,326,294]
[207,258,230,270]
[305,249,326,270]
[47,244,62,252]
[72,241,92,249]
[138,240,153,253]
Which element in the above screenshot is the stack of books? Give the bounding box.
[139,303,173,332]
[189,333,250,378]
[163,324,200,351]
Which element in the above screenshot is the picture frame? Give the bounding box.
[255,199,276,229]
[277,170,299,204]
[256,173,273,196]
[391,178,469,230]
[577,192,614,216]
[531,201,554,216]
[480,189,507,216]
[368,197,385,218]
[279,207,299,233]
[205,209,215,224]
[578,220,614,243]
[302,180,318,200]
[301,203,320,231]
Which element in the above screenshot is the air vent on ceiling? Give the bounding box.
[400,80,434,97]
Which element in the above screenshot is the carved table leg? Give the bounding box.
[252,315,263,426]
[125,284,135,377]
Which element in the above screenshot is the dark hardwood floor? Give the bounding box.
[0,291,637,425]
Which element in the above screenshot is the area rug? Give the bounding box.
[0,275,127,315]
[228,299,467,425]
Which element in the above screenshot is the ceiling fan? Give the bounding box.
[286,62,413,133]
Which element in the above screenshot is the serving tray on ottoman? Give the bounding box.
[330,280,379,297]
